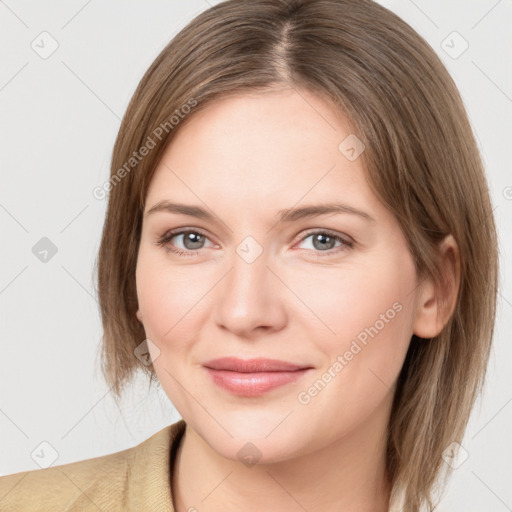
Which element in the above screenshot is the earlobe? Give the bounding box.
[136,308,143,323]
[412,234,460,339]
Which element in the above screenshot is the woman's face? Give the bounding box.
[136,88,423,463]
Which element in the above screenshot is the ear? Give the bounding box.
[412,234,461,339]
[136,308,143,323]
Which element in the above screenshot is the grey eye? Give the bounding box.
[174,231,207,250]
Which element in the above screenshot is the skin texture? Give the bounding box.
[135,88,460,512]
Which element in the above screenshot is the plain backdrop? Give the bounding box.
[1,1,511,510]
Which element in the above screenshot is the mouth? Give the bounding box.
[202,357,313,397]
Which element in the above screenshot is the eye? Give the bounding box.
[155,228,214,257]
[155,228,354,258]
[295,230,353,257]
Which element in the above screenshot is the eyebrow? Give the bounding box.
[145,200,375,223]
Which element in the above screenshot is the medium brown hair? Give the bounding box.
[94,1,499,509]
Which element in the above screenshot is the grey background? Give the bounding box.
[1,1,511,509]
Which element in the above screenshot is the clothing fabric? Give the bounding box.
[0,417,406,511]
[0,418,186,511]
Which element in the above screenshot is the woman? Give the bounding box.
[0,0,498,510]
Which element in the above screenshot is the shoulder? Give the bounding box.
[0,419,186,512]
[0,445,131,512]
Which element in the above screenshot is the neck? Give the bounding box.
[171,404,392,512]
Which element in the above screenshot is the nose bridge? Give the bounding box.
[213,236,286,335]
[226,239,273,308]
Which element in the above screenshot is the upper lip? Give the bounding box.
[203,357,312,373]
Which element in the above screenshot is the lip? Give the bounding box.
[203,357,311,372]
[203,357,313,397]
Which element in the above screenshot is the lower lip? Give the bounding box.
[204,368,311,397]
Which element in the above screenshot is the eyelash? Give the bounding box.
[154,227,354,258]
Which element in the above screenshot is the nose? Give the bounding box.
[213,245,288,338]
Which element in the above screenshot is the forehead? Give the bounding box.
[145,89,381,219]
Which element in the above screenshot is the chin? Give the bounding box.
[214,435,303,466]
[194,416,307,465]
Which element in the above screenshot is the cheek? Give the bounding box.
[290,249,417,385]
[135,248,214,345]
[288,254,415,343]
[290,259,416,436]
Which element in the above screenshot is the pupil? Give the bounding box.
[314,234,334,250]
[184,232,203,249]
